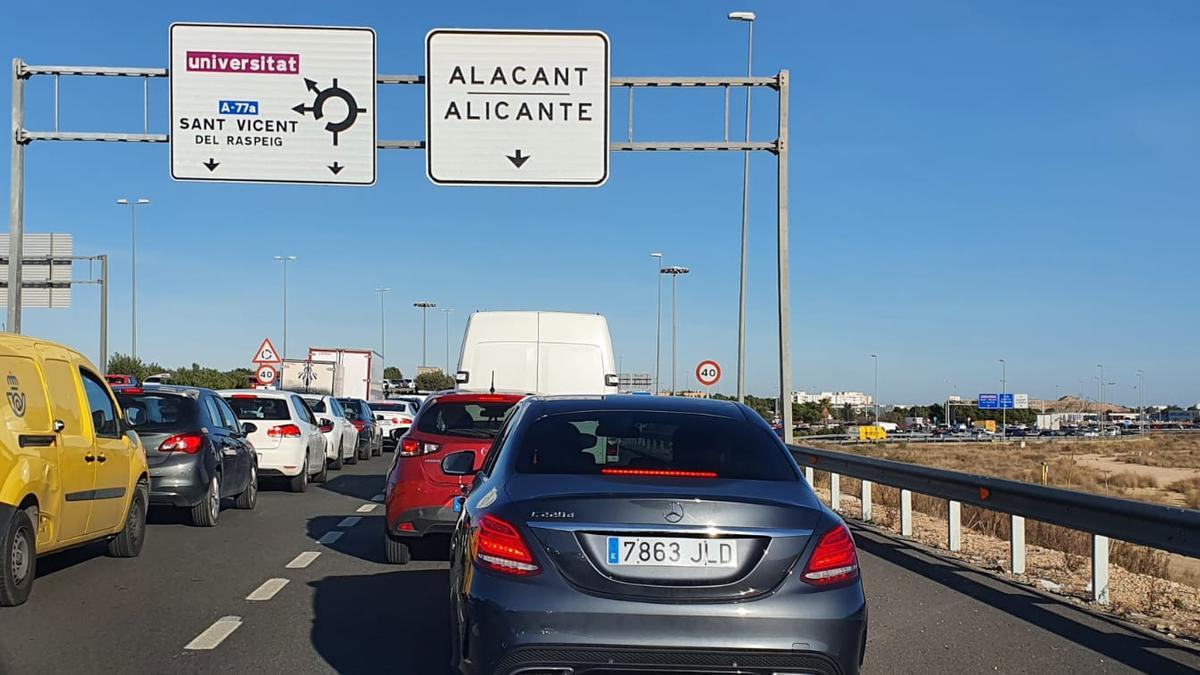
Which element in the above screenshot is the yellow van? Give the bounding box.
[0,335,149,606]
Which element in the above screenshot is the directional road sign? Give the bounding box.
[999,393,1015,409]
[979,393,1019,409]
[425,29,610,186]
[1014,393,1029,410]
[252,337,281,365]
[255,364,279,386]
[696,360,721,387]
[170,23,376,185]
[978,393,999,409]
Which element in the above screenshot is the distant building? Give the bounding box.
[617,372,652,394]
[792,390,873,407]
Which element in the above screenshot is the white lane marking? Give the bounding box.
[371,493,385,502]
[246,578,289,602]
[286,551,320,569]
[356,504,377,513]
[318,531,343,545]
[185,616,243,650]
[337,516,362,528]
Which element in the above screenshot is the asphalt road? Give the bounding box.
[0,456,1198,674]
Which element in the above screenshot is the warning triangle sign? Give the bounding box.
[252,338,282,365]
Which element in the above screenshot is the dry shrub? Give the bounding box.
[1112,541,1171,578]
[1106,472,1159,489]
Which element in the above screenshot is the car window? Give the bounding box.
[292,396,317,424]
[303,396,327,413]
[116,392,198,433]
[215,397,241,432]
[80,369,120,438]
[329,397,344,417]
[202,396,226,430]
[42,359,82,435]
[416,399,519,439]
[224,395,291,420]
[480,405,524,477]
[513,411,798,481]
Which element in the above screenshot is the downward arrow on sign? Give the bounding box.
[328,162,344,175]
[203,158,220,172]
[506,149,530,168]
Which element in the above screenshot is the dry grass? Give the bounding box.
[1169,477,1200,509]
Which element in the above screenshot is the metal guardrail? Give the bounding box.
[788,445,1200,604]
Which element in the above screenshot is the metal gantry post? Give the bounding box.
[99,254,108,374]
[776,70,794,444]
[735,18,754,403]
[7,59,27,333]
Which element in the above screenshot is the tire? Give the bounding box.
[190,474,221,527]
[358,441,370,462]
[330,443,344,471]
[289,460,308,493]
[372,438,382,457]
[312,456,328,484]
[385,534,412,565]
[346,446,359,465]
[108,481,147,558]
[233,465,258,510]
[0,508,36,607]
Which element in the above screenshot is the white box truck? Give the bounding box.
[455,311,619,396]
[306,347,385,401]
[281,358,336,395]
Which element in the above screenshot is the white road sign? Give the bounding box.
[255,364,279,386]
[1014,393,1030,410]
[426,29,610,186]
[170,23,376,185]
[252,337,281,365]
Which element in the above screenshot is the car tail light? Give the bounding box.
[267,424,303,438]
[399,417,412,425]
[122,387,144,395]
[231,394,257,399]
[473,514,539,576]
[351,419,365,431]
[399,438,441,456]
[802,523,859,585]
[601,468,718,478]
[159,433,203,454]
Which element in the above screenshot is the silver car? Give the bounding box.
[447,395,867,675]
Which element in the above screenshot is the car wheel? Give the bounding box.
[107,480,148,558]
[313,455,328,484]
[330,444,344,471]
[289,460,308,493]
[372,439,382,457]
[385,533,412,565]
[190,474,220,527]
[234,465,258,510]
[358,442,370,461]
[0,508,36,607]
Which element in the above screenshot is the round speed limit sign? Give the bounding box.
[696,360,722,387]
[255,364,278,386]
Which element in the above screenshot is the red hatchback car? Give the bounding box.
[383,391,524,564]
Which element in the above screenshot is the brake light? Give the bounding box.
[601,468,718,478]
[473,514,539,576]
[122,387,144,395]
[159,433,203,454]
[231,394,257,399]
[399,417,412,425]
[351,419,365,431]
[267,424,303,438]
[399,438,441,456]
[802,523,859,585]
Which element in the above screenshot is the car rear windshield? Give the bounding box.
[416,399,519,439]
[336,399,363,417]
[224,396,291,421]
[302,397,327,413]
[370,402,409,413]
[116,393,198,433]
[513,411,798,481]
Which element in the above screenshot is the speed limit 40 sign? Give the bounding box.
[696,360,722,387]
[255,364,279,386]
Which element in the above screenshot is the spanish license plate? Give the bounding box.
[606,536,737,568]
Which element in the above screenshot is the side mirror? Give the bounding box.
[441,450,477,476]
[242,422,258,435]
[318,418,334,433]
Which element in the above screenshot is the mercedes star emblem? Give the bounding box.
[664,502,685,524]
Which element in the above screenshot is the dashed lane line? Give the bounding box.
[317,531,344,545]
[246,578,290,602]
[185,616,243,651]
[356,504,377,513]
[286,551,321,569]
[337,516,363,528]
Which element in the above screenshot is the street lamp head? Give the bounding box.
[414,301,436,309]
[728,11,756,21]
[650,252,663,259]
[376,287,391,293]
[116,199,129,205]
[274,255,297,262]
[871,354,878,359]
[136,198,150,205]
[661,266,690,275]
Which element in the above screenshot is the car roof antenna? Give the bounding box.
[489,371,496,395]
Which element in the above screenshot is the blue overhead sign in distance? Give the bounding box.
[978,394,999,409]
[999,393,1014,409]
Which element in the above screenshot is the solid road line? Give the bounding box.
[317,531,344,545]
[246,578,290,602]
[337,516,363,528]
[185,616,243,650]
[356,504,377,513]
[285,551,321,569]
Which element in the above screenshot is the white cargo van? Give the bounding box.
[455,311,619,396]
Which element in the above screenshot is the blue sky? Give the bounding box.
[3,1,1198,406]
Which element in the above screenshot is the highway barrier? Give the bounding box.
[789,445,1200,605]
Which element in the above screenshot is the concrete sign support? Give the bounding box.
[170,23,376,185]
[425,29,609,186]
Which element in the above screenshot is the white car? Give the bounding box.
[367,399,418,447]
[302,394,360,469]
[221,390,327,492]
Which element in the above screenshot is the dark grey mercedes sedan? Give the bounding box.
[446,395,867,675]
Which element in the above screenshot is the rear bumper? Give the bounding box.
[147,459,210,507]
[387,504,458,538]
[462,572,866,675]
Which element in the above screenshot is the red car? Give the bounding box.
[383,391,524,564]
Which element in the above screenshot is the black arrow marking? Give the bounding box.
[203,158,219,172]
[292,103,315,116]
[305,78,320,94]
[328,162,344,175]
[506,149,530,168]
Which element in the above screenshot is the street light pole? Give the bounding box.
[728,11,755,403]
[375,288,390,366]
[1137,369,1145,435]
[442,308,455,374]
[999,358,1007,442]
[273,255,296,359]
[870,354,879,424]
[116,198,149,359]
[650,252,663,394]
[1096,364,1104,433]
[413,301,436,369]
[661,266,689,395]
